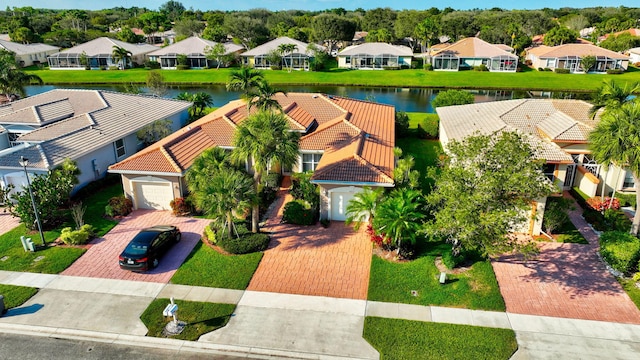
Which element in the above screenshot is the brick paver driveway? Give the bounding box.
[62,210,209,283]
[492,193,640,324]
[0,210,20,235]
[247,191,372,300]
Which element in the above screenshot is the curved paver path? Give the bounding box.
[62,210,209,283]
[248,182,372,300]
[492,193,640,324]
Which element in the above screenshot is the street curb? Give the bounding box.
[0,322,375,359]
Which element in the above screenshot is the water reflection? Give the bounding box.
[25,84,590,113]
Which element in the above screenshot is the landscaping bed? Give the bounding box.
[363,317,517,360]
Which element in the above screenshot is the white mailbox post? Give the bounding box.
[162,297,179,323]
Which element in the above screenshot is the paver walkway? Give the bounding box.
[0,210,20,235]
[62,210,209,283]
[492,192,640,324]
[247,180,372,299]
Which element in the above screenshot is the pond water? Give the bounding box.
[25,84,590,113]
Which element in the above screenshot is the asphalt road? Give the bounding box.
[0,333,247,359]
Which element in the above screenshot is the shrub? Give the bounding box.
[423,63,433,71]
[170,197,191,216]
[105,196,133,217]
[176,64,190,70]
[543,197,571,234]
[570,187,590,209]
[442,249,466,269]
[108,66,119,71]
[203,224,217,244]
[524,60,533,66]
[262,172,282,190]
[544,68,552,71]
[604,209,632,232]
[382,66,400,70]
[282,200,316,225]
[473,64,488,71]
[100,65,107,70]
[583,208,606,230]
[144,60,161,69]
[218,232,270,254]
[606,69,624,74]
[259,173,281,215]
[395,111,411,138]
[366,224,388,248]
[270,65,282,70]
[599,231,640,275]
[60,224,95,245]
[290,172,318,208]
[586,197,620,211]
[538,67,544,71]
[554,68,570,74]
[420,117,439,139]
[616,193,637,208]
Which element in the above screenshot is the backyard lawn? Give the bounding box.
[171,241,263,289]
[364,317,518,360]
[26,65,640,92]
[396,137,441,191]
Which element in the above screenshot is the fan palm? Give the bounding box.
[111,46,132,70]
[373,188,425,251]
[245,80,286,111]
[277,43,298,72]
[589,79,640,118]
[345,187,384,230]
[226,66,264,96]
[231,110,300,232]
[185,147,231,191]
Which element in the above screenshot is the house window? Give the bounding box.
[302,153,322,172]
[623,170,635,189]
[542,163,556,182]
[114,139,126,158]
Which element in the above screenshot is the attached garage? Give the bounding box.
[329,186,364,221]
[132,178,174,210]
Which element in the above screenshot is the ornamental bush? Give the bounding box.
[105,196,133,217]
[170,197,192,216]
[586,197,620,211]
[420,117,439,139]
[282,200,316,225]
[60,224,95,245]
[603,209,632,232]
[599,231,640,275]
[554,68,570,74]
[218,232,270,254]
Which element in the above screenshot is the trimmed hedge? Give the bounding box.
[599,231,640,275]
[282,200,316,225]
[60,224,95,245]
[105,196,133,217]
[218,233,270,254]
[570,187,590,209]
[554,68,570,74]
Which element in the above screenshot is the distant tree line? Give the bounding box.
[2,3,639,52]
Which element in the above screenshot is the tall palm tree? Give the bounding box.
[226,66,264,96]
[589,79,640,118]
[372,188,425,251]
[277,43,298,72]
[111,46,132,70]
[245,79,286,111]
[588,100,640,235]
[345,187,384,230]
[231,110,300,233]
[185,147,231,191]
[192,92,213,117]
[0,49,43,99]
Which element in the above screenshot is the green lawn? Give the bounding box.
[396,138,442,191]
[0,181,123,273]
[364,317,517,360]
[140,298,235,341]
[368,242,506,311]
[0,284,38,309]
[551,218,589,244]
[26,66,640,92]
[619,278,640,310]
[406,112,438,129]
[171,241,263,289]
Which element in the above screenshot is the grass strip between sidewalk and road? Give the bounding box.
[363,317,518,360]
[0,284,38,309]
[140,298,235,341]
[171,241,263,289]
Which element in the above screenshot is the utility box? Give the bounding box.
[20,236,35,252]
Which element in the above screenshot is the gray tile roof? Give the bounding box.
[147,36,243,56]
[49,37,157,57]
[0,89,191,169]
[437,99,599,163]
[0,39,59,55]
[241,37,324,56]
[339,43,413,56]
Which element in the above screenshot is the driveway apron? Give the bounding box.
[62,210,209,283]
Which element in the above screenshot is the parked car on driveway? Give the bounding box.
[119,225,181,271]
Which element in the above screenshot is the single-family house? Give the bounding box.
[146,36,244,69]
[525,44,629,73]
[47,37,158,70]
[0,89,191,193]
[438,99,634,235]
[629,47,640,64]
[430,37,518,72]
[109,93,395,216]
[241,37,324,71]
[337,43,413,70]
[598,28,640,43]
[0,39,60,67]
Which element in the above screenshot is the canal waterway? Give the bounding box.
[25,84,590,113]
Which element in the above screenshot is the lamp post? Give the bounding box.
[18,156,45,247]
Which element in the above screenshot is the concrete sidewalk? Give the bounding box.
[3,270,640,359]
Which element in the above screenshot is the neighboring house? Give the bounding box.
[629,47,640,64]
[109,93,395,217]
[430,37,518,72]
[146,36,243,69]
[337,43,413,69]
[0,39,59,67]
[0,89,191,194]
[47,37,158,70]
[438,99,634,235]
[241,37,324,71]
[526,43,629,73]
[598,28,640,43]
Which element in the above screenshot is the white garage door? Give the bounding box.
[330,188,362,221]
[134,181,173,210]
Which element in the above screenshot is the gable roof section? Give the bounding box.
[0,90,106,125]
[147,36,243,56]
[49,37,157,57]
[0,39,59,55]
[528,43,629,59]
[241,37,324,56]
[433,37,517,59]
[339,43,413,56]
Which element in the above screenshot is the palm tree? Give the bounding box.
[231,110,300,233]
[245,79,286,111]
[0,49,43,99]
[588,100,640,235]
[192,92,213,117]
[185,147,230,191]
[372,188,425,252]
[226,66,264,96]
[277,43,298,72]
[345,187,384,230]
[589,79,640,118]
[111,46,132,70]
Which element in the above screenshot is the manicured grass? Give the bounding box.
[618,278,640,310]
[396,138,442,191]
[552,219,589,244]
[0,284,38,309]
[140,298,235,341]
[368,242,506,311]
[26,66,640,92]
[406,112,438,129]
[77,181,122,237]
[171,241,263,289]
[363,317,518,360]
